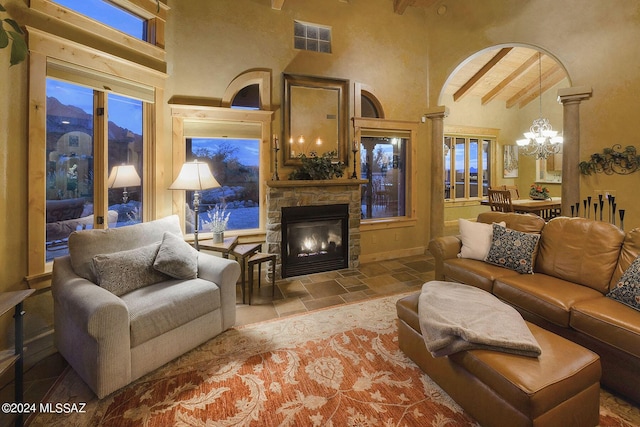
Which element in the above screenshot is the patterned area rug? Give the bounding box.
[32,293,640,426]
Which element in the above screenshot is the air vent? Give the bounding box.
[294,21,332,53]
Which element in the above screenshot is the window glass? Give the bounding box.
[107,93,143,227]
[444,137,452,199]
[45,79,95,261]
[455,138,465,199]
[482,140,490,197]
[445,135,493,200]
[52,0,145,40]
[45,79,146,261]
[186,138,260,233]
[360,136,407,219]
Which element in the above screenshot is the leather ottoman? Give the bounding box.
[396,293,601,427]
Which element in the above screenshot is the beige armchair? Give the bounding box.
[51,215,240,398]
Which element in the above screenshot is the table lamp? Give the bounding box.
[169,160,221,250]
[108,164,141,203]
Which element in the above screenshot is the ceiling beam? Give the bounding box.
[517,65,566,108]
[393,0,415,15]
[271,0,285,10]
[506,62,565,109]
[453,47,512,102]
[481,52,539,105]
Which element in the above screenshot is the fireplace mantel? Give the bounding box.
[265,179,365,278]
[267,179,367,188]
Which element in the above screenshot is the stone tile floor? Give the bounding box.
[235,253,435,326]
[0,253,435,426]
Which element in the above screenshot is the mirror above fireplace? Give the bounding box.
[283,74,349,166]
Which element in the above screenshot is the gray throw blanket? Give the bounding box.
[418,281,542,358]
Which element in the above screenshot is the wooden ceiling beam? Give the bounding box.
[481,52,539,105]
[271,0,285,10]
[506,62,564,109]
[394,0,416,15]
[453,47,512,102]
[517,65,566,108]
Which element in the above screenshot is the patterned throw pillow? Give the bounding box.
[485,223,540,274]
[92,242,170,296]
[153,231,199,279]
[607,255,640,311]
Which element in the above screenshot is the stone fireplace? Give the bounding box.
[266,179,366,279]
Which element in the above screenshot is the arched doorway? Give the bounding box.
[428,45,589,238]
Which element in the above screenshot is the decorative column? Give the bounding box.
[557,87,592,216]
[425,106,449,239]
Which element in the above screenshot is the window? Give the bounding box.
[360,134,408,219]
[444,135,493,200]
[44,77,146,261]
[354,118,418,224]
[171,106,273,238]
[294,21,332,53]
[52,0,146,40]
[185,137,260,233]
[26,3,166,282]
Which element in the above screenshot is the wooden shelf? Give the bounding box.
[0,289,34,427]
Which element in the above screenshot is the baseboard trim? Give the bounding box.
[359,246,426,264]
[24,329,56,369]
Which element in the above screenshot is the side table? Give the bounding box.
[230,243,262,304]
[197,235,238,258]
[0,289,35,427]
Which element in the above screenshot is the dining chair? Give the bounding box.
[504,185,520,200]
[487,189,514,213]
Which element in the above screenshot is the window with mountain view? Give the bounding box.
[444,136,492,200]
[45,78,144,261]
[185,138,260,233]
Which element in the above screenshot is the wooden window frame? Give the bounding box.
[25,27,167,288]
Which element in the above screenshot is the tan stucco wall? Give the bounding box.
[1,0,640,356]
[424,0,640,228]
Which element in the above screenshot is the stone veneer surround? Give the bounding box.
[266,179,367,279]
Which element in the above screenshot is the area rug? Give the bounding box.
[31,293,640,426]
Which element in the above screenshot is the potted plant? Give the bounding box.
[288,150,346,180]
[0,2,28,66]
[529,183,550,200]
[205,204,230,243]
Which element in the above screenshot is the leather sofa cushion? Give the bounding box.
[536,217,624,293]
[477,211,545,234]
[122,278,221,348]
[571,297,640,357]
[610,228,640,289]
[443,258,520,293]
[449,322,601,419]
[494,274,603,327]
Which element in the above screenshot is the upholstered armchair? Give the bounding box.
[51,215,240,398]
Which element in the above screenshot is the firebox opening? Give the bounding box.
[281,204,349,278]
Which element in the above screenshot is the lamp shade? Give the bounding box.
[108,164,141,189]
[169,160,221,191]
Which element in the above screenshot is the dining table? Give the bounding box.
[481,196,562,218]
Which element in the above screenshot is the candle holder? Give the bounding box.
[619,209,625,231]
[272,136,280,181]
[575,202,580,217]
[350,142,359,179]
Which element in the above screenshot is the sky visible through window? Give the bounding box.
[53,0,144,39]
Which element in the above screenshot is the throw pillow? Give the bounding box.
[458,218,506,261]
[485,223,540,274]
[153,231,199,279]
[92,242,170,296]
[607,255,640,311]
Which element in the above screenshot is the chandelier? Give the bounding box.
[516,53,563,159]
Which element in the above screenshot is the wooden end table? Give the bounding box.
[197,235,238,258]
[230,243,263,304]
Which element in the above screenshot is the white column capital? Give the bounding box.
[557,86,592,104]
[424,106,449,120]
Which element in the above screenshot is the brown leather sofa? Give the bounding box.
[427,212,640,405]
